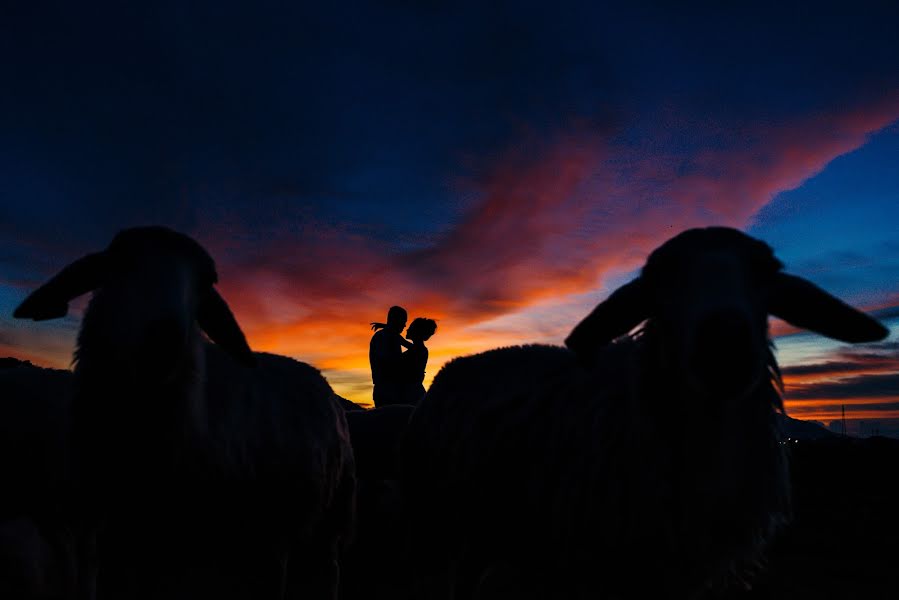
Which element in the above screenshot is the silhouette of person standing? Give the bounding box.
[369,306,411,407]
[399,318,437,405]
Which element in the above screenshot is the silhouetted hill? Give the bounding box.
[778,413,839,441]
[335,394,365,411]
[0,357,35,370]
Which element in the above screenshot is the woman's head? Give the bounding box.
[406,318,437,342]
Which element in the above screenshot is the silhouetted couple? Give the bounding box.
[369,306,437,407]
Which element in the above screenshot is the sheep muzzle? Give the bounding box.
[134,317,191,376]
[687,310,766,397]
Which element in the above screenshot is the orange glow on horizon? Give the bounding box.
[4,102,898,419]
[785,403,899,422]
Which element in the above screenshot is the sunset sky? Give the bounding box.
[1,2,897,433]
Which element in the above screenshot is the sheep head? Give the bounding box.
[14,227,255,376]
[566,227,888,398]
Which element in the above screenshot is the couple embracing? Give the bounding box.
[369,306,437,407]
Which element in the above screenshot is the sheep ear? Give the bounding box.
[197,287,256,367]
[13,252,109,321]
[769,273,888,343]
[565,277,648,363]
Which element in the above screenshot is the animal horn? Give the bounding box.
[769,273,888,343]
[197,287,256,367]
[13,252,109,321]
[565,277,648,364]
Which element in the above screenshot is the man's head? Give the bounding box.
[387,306,408,332]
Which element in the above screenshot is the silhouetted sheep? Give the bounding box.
[402,227,889,599]
[0,517,75,600]
[0,361,72,524]
[341,405,416,600]
[346,405,415,481]
[14,227,355,600]
[0,361,76,599]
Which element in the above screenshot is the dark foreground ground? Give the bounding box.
[727,436,899,599]
[345,434,899,600]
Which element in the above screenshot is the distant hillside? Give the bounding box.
[0,356,71,374]
[335,394,365,411]
[777,413,839,441]
[0,357,36,370]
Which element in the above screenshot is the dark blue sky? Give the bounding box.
[1,0,897,414]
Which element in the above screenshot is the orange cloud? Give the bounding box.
[780,336,899,425]
[784,401,899,423]
[0,343,67,368]
[782,353,899,386]
[0,321,76,371]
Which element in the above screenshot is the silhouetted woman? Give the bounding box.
[399,318,437,406]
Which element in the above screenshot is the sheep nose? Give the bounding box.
[136,317,189,375]
[145,317,187,351]
[695,310,751,345]
[691,311,759,390]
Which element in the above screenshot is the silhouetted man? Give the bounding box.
[369,306,411,407]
